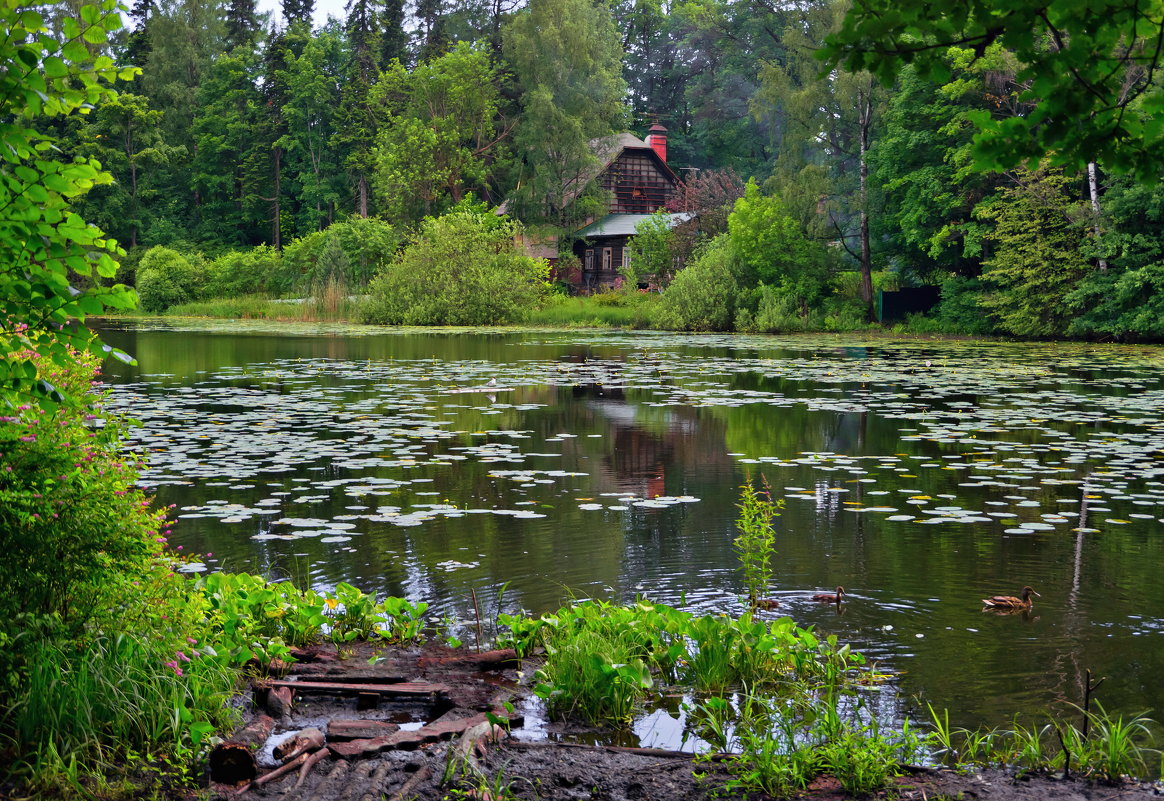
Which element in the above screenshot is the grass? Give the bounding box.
[163,295,291,319]
[693,690,925,798]
[925,702,1160,782]
[162,285,362,323]
[527,292,659,328]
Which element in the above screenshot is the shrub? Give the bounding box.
[135,246,204,312]
[1067,263,1164,340]
[0,354,165,622]
[933,275,999,334]
[625,209,679,286]
[0,355,241,791]
[361,209,549,326]
[652,234,739,331]
[283,216,399,292]
[203,246,283,298]
[740,284,820,332]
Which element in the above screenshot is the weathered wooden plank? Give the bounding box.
[267,679,450,697]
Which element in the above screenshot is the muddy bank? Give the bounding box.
[208,642,1163,801]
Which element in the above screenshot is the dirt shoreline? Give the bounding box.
[207,642,1163,801]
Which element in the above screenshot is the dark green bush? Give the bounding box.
[135,246,204,312]
[653,235,739,331]
[0,354,165,622]
[361,209,548,325]
[283,216,399,292]
[1068,263,1164,340]
[203,245,282,298]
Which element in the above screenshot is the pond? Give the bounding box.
[97,320,1164,748]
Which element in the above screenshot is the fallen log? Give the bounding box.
[208,714,276,784]
[417,649,520,670]
[273,727,325,762]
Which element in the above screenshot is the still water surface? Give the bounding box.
[97,320,1164,744]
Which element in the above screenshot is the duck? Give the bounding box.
[812,586,845,603]
[754,598,780,610]
[982,586,1040,609]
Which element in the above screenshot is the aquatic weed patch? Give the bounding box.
[499,600,866,726]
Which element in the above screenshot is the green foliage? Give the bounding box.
[734,480,781,610]
[373,43,504,223]
[652,235,739,331]
[869,54,1007,280]
[203,246,283,298]
[728,182,820,288]
[975,170,1090,337]
[197,572,429,665]
[739,284,820,333]
[1068,264,1164,340]
[274,28,347,235]
[1066,179,1164,340]
[0,355,165,622]
[190,50,269,246]
[726,182,830,321]
[282,216,400,292]
[821,0,1164,180]
[361,209,549,325]
[0,0,138,404]
[498,599,866,727]
[624,210,678,286]
[0,357,238,792]
[135,246,205,312]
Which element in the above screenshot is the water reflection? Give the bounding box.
[95,320,1164,744]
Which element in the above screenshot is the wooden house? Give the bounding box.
[510,125,691,291]
[571,125,686,291]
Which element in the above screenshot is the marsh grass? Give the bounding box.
[694,690,923,798]
[926,703,1159,782]
[163,288,360,322]
[529,293,658,328]
[164,296,288,319]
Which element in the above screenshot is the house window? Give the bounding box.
[622,249,632,269]
[585,249,594,271]
[602,248,612,271]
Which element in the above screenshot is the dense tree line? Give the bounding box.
[47,0,1164,339]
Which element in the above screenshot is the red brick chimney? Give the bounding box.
[646,124,668,164]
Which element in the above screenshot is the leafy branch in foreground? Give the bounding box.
[1,0,138,406]
[820,0,1164,181]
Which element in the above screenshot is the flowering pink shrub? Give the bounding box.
[0,352,167,622]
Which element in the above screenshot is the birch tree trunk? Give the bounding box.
[1087,161,1107,271]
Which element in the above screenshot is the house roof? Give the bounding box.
[561,133,680,207]
[575,212,694,239]
[498,131,679,216]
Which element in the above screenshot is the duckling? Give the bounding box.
[812,586,845,603]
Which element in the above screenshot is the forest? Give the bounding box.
[39,0,1164,337]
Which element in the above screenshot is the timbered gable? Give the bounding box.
[598,148,677,214]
